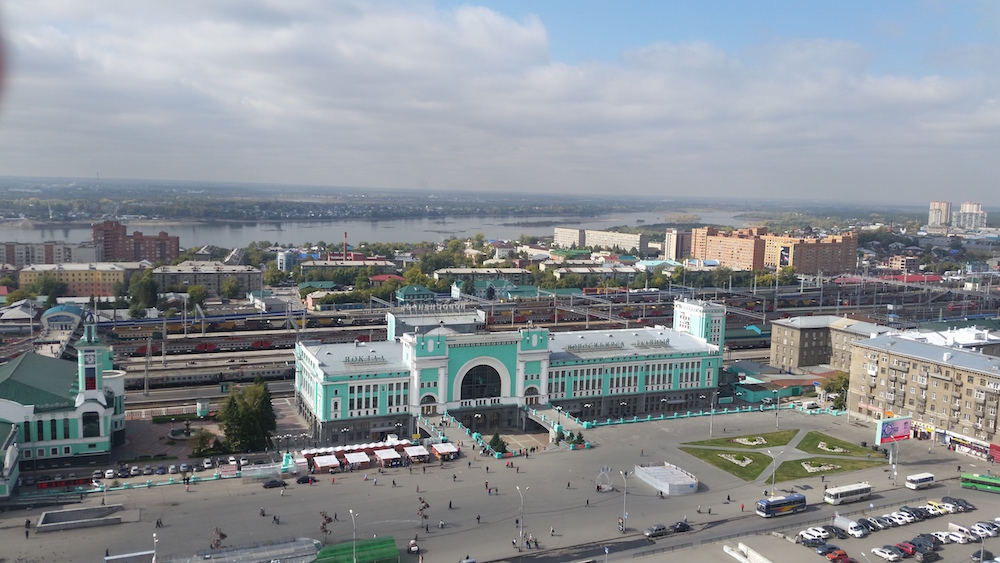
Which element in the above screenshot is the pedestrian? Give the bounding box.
[486,466,489,473]
[821,474,825,482]
[393,480,396,487]
[928,446,932,454]
[273,515,278,524]
[453,474,457,482]
[741,503,744,512]
[586,499,589,507]
[332,476,335,484]
[106,549,110,557]
[550,526,554,536]
[334,512,338,521]
[512,539,517,549]
[280,488,284,496]
[516,466,519,473]
[485,481,489,489]
[468,461,472,468]
[25,519,29,529]
[425,523,429,533]
[423,467,426,474]
[25,529,29,539]
[449,500,452,509]
[958,465,962,472]
[373,478,377,486]
[260,507,265,517]
[416,485,420,493]
[726,494,730,502]
[641,449,644,456]
[515,518,519,528]
[683,514,687,523]
[477,514,481,524]
[867,452,870,459]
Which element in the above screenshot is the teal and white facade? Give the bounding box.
[0,313,126,494]
[295,299,725,442]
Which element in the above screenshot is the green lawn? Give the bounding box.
[769,456,886,484]
[681,429,799,449]
[796,431,872,458]
[678,447,773,481]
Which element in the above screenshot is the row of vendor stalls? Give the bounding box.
[297,439,461,472]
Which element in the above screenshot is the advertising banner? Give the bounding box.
[876,416,912,445]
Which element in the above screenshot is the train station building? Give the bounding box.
[0,314,126,497]
[294,299,725,444]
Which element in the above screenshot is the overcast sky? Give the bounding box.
[1,1,998,205]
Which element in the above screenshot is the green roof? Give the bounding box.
[396,285,433,296]
[0,353,78,412]
[315,537,400,563]
[918,319,1000,332]
[299,281,339,290]
[551,249,591,258]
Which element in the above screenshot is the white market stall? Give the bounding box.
[403,445,431,464]
[344,451,372,470]
[431,442,459,461]
[374,448,402,468]
[312,454,340,473]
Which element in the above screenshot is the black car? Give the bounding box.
[823,525,848,539]
[296,475,318,484]
[910,537,938,551]
[669,521,691,533]
[858,518,879,533]
[971,549,993,562]
[117,468,130,478]
[915,534,942,548]
[900,506,926,521]
[955,498,976,511]
[801,537,825,548]
[262,479,287,489]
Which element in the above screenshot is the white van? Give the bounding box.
[801,401,820,410]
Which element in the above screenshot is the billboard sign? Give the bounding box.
[876,416,912,445]
[779,246,790,267]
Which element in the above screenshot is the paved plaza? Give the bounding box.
[0,406,989,563]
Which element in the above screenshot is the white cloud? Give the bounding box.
[0,1,997,204]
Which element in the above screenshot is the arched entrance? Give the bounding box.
[460,365,502,400]
[524,386,540,406]
[420,394,438,415]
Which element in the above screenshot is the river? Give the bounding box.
[0,210,746,249]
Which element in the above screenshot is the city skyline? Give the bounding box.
[0,2,998,204]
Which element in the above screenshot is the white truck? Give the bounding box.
[833,514,868,538]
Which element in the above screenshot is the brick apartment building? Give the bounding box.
[691,226,857,274]
[91,220,180,263]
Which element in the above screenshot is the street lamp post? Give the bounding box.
[473,413,483,433]
[555,406,563,428]
[341,427,349,445]
[619,470,631,533]
[773,390,780,428]
[516,485,529,551]
[766,449,783,497]
[153,533,158,561]
[701,391,719,436]
[350,509,358,563]
[620,401,628,418]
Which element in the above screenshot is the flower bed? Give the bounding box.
[801,461,840,473]
[719,453,754,467]
[817,441,848,453]
[731,437,766,446]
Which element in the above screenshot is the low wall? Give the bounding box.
[37,504,124,533]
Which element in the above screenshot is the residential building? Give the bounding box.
[884,255,919,273]
[394,285,437,305]
[432,268,532,285]
[293,299,724,443]
[663,228,692,261]
[553,227,586,249]
[0,313,126,497]
[761,233,858,275]
[0,241,98,269]
[91,220,180,263]
[928,201,952,228]
[770,315,891,373]
[850,334,1000,457]
[952,202,988,231]
[276,250,297,272]
[691,227,768,271]
[300,260,397,277]
[18,263,134,298]
[551,266,641,284]
[152,261,262,297]
[553,228,649,256]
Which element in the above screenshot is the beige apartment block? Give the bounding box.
[762,233,858,275]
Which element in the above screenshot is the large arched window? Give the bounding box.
[461,365,502,400]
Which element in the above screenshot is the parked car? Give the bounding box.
[168,464,178,474]
[971,549,994,562]
[644,524,668,538]
[262,479,286,489]
[104,469,116,479]
[826,550,849,562]
[945,531,971,544]
[871,547,901,561]
[823,525,849,539]
[296,475,318,485]
[801,536,826,548]
[816,544,841,556]
[894,542,916,556]
[880,546,905,559]
[204,458,214,469]
[240,456,249,466]
[179,463,189,473]
[228,456,237,466]
[92,470,104,480]
[929,531,952,544]
[154,465,166,475]
[808,526,831,539]
[858,518,879,533]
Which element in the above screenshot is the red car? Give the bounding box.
[826,549,849,562]
[895,542,917,556]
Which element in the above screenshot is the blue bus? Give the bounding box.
[755,493,807,518]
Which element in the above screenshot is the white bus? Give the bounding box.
[823,482,873,505]
[905,472,935,490]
